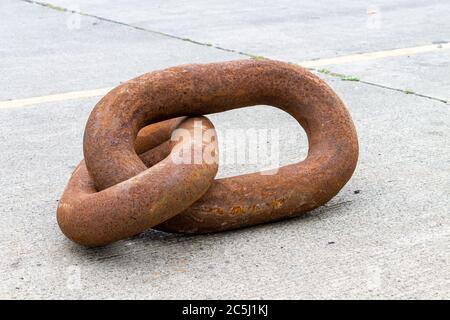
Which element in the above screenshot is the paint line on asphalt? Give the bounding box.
[299,42,450,68]
[2,42,450,109]
[0,88,113,109]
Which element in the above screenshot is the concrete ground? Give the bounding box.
[0,0,449,299]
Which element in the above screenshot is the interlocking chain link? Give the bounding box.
[57,59,359,246]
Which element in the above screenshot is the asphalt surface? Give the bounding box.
[0,0,449,299]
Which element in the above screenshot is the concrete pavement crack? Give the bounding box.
[20,0,449,105]
[20,0,256,58]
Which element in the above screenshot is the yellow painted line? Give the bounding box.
[0,87,113,109]
[299,42,450,68]
[1,42,450,109]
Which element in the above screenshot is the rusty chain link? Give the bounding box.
[57,59,359,246]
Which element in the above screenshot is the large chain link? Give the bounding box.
[57,59,359,246]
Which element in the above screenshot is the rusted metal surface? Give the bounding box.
[134,117,185,155]
[57,117,218,246]
[58,59,358,246]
